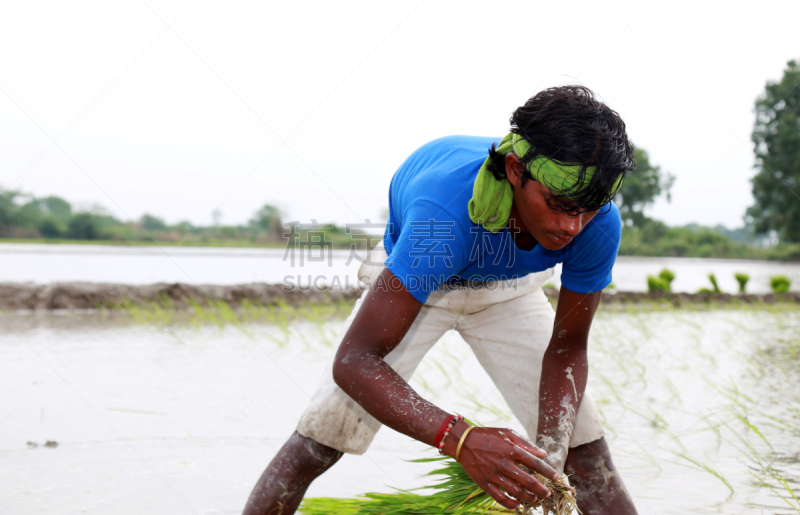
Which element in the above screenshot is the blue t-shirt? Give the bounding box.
[383,135,621,303]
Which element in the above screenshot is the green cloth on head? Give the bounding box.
[468,133,602,232]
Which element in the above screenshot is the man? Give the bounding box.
[244,86,638,514]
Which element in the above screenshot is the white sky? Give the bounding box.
[1,0,798,229]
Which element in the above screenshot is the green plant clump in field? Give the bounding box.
[770,276,791,293]
[734,273,749,294]
[658,268,675,290]
[300,457,578,515]
[698,273,722,293]
[647,275,669,293]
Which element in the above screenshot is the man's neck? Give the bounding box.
[507,204,538,251]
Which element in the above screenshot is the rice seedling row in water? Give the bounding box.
[108,295,354,329]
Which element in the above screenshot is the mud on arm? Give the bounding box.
[536,287,602,473]
[332,268,448,446]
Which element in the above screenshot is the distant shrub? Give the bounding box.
[770,276,791,293]
[68,213,102,240]
[734,273,749,294]
[39,217,64,238]
[658,269,675,291]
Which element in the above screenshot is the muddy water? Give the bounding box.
[1,309,798,514]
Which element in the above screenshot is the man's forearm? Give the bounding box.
[333,351,448,447]
[535,340,588,472]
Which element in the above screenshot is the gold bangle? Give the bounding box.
[455,425,474,462]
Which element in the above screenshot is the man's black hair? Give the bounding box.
[486,85,635,213]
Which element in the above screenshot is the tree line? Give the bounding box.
[0,191,287,245]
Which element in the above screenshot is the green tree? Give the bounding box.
[615,148,674,227]
[249,204,283,239]
[39,218,65,238]
[176,221,194,234]
[141,214,167,231]
[68,213,104,239]
[0,191,20,229]
[16,199,44,229]
[748,59,800,242]
[40,196,71,219]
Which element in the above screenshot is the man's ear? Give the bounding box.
[505,153,526,189]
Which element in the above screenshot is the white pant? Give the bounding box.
[296,246,604,455]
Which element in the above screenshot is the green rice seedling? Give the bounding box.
[697,273,722,293]
[241,298,274,324]
[656,373,682,405]
[732,413,774,453]
[300,456,579,515]
[302,303,347,347]
[156,292,176,311]
[187,297,224,327]
[647,275,669,293]
[210,299,240,326]
[752,471,800,514]
[725,419,800,513]
[761,413,800,436]
[658,269,675,291]
[670,451,734,494]
[126,298,172,325]
[709,274,721,293]
[630,441,664,473]
[455,384,512,423]
[734,273,749,294]
[432,359,455,388]
[263,302,293,347]
[770,275,791,293]
[411,374,436,396]
[631,312,653,339]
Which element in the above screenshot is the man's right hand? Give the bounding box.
[446,424,558,510]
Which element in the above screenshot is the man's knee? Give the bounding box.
[242,432,344,515]
[288,431,344,474]
[565,437,637,515]
[565,437,616,487]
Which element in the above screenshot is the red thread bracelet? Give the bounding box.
[437,415,463,454]
[433,415,455,449]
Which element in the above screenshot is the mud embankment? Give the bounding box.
[575,289,799,307]
[0,282,362,311]
[1,283,798,311]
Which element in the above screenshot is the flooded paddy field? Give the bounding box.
[1,304,798,514]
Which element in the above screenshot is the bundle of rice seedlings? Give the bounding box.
[300,456,579,515]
